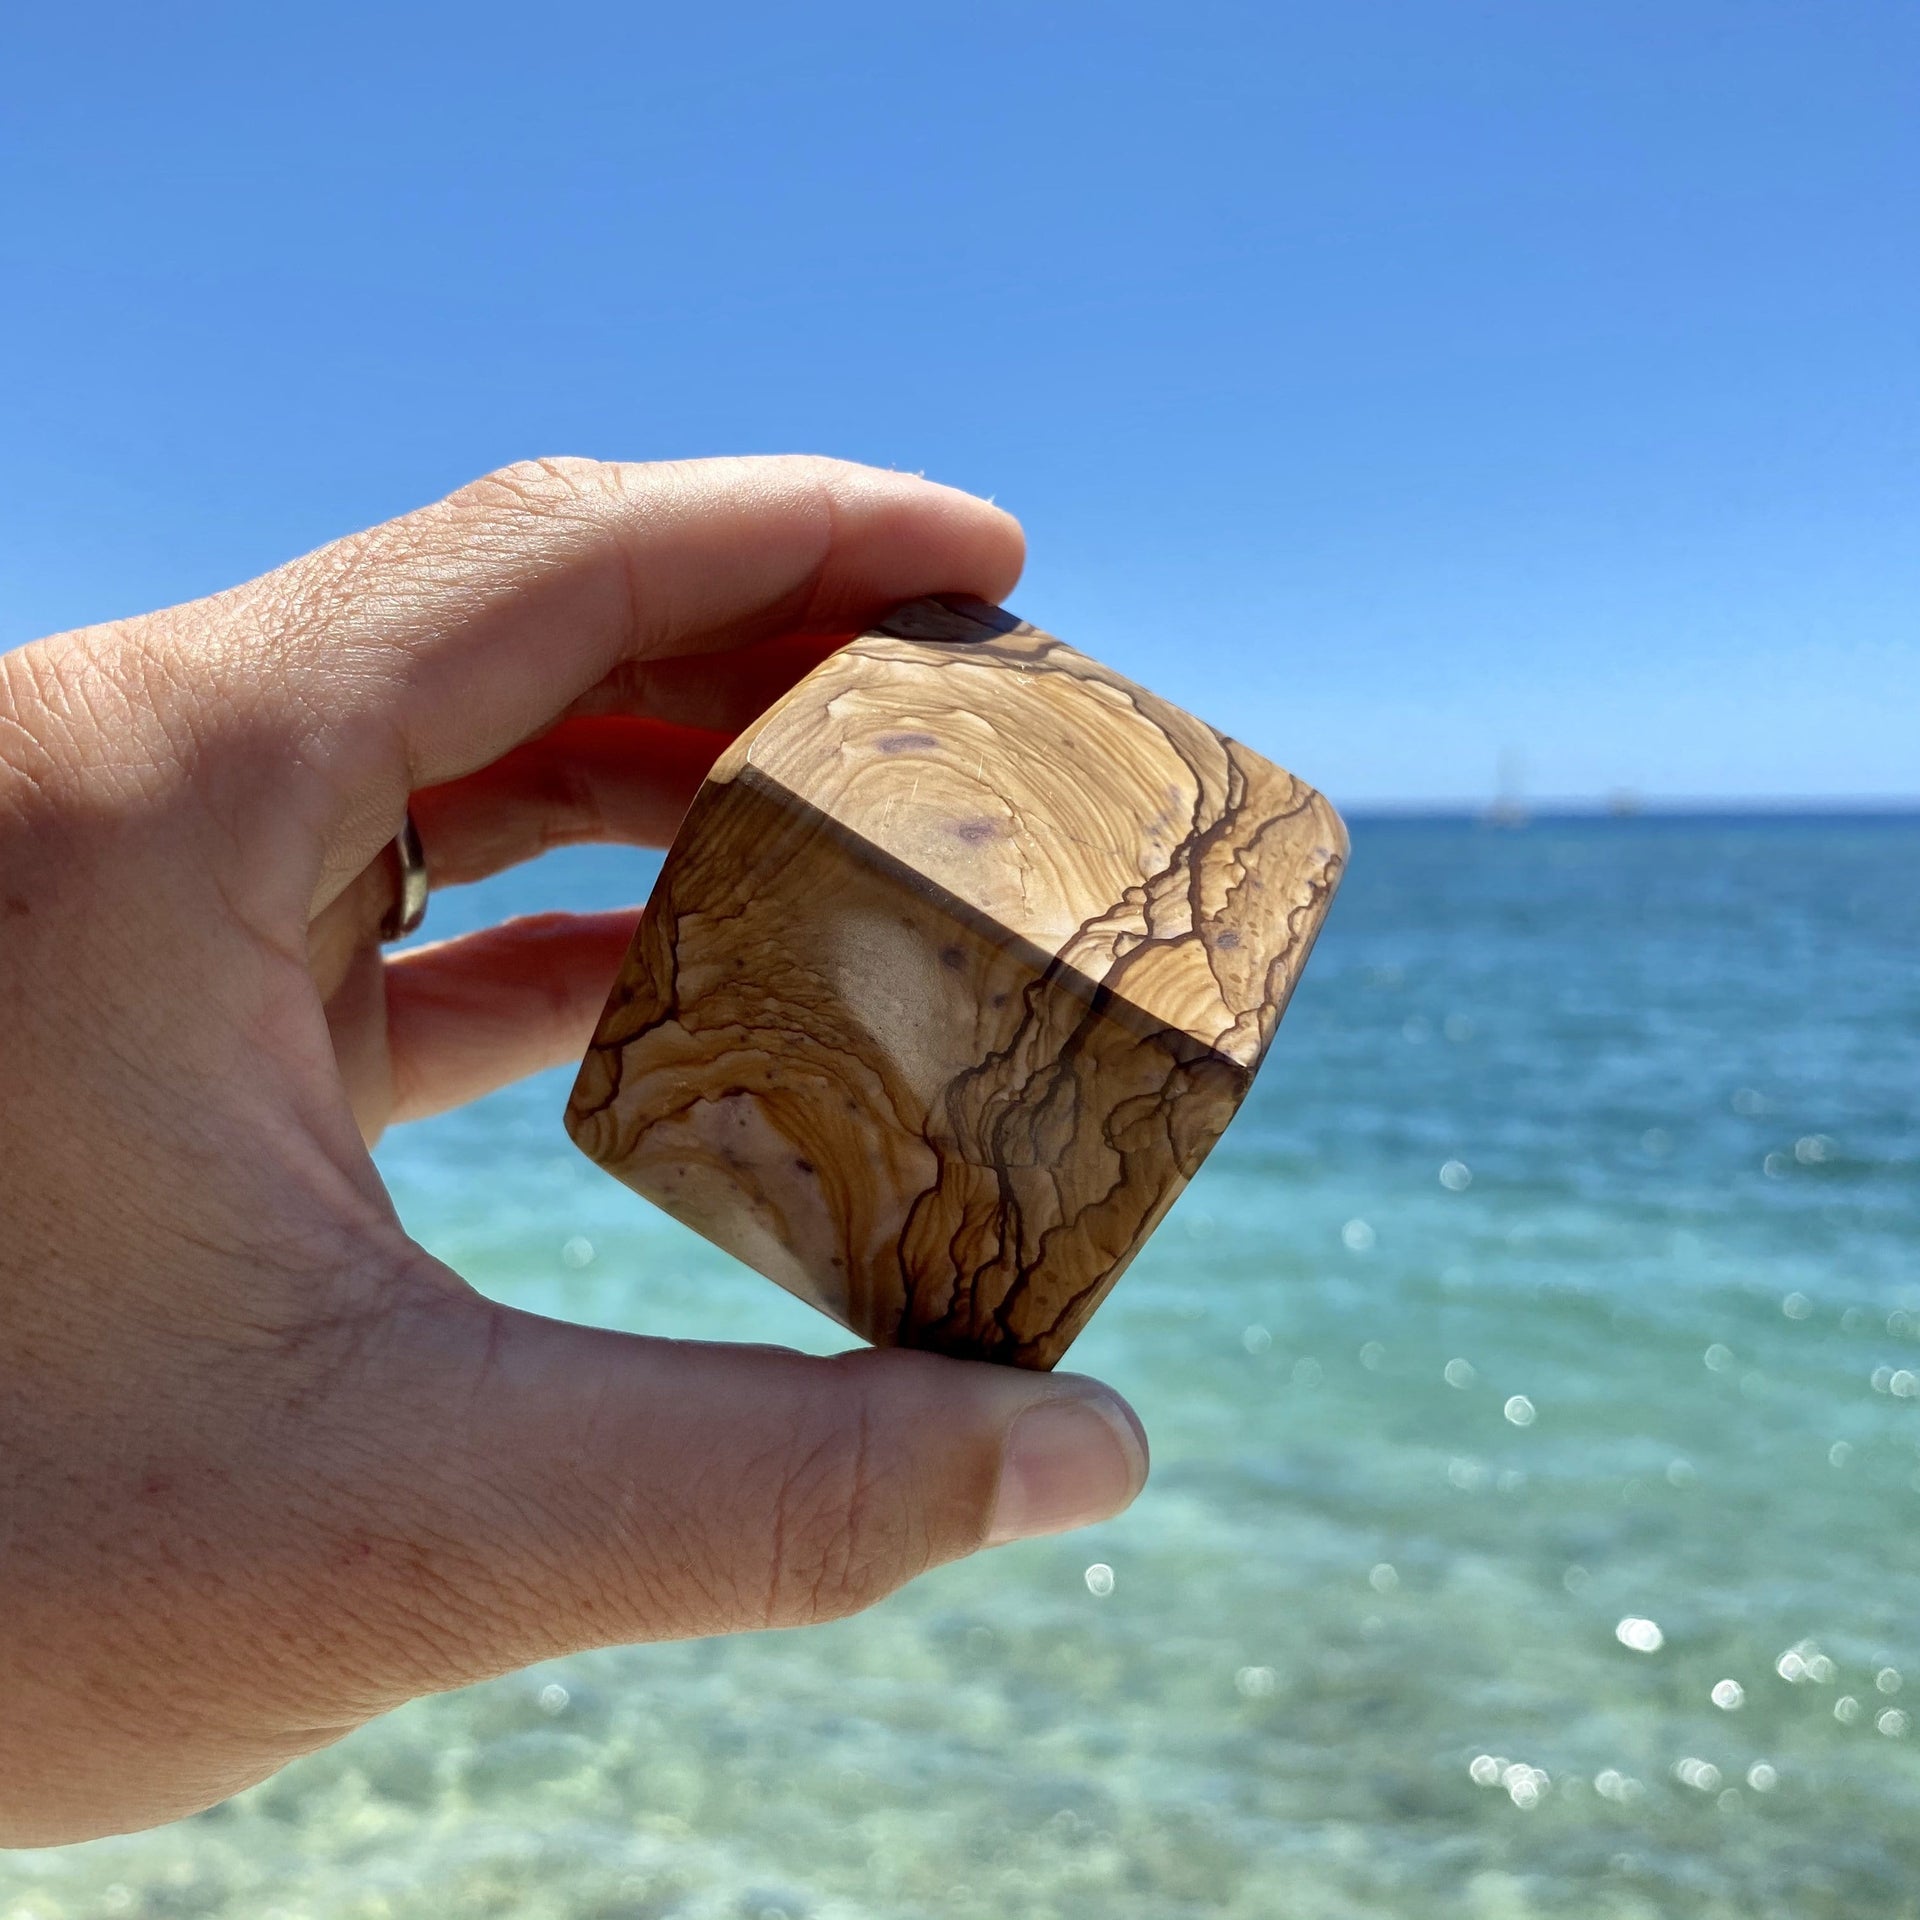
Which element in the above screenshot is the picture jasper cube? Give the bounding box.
[566,597,1346,1368]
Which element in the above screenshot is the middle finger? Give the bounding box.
[410,716,729,890]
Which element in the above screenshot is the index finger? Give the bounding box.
[172,455,1024,914]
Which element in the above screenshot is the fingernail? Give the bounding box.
[988,1385,1149,1545]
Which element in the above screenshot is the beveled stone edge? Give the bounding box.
[715,758,1322,1088]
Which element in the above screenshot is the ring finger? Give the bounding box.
[308,714,722,1003]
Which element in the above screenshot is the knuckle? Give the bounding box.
[0,620,198,808]
[258,527,396,644]
[454,456,612,524]
[763,1393,918,1626]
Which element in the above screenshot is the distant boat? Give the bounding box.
[1481,748,1529,829]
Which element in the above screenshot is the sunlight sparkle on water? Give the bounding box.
[1468,1756,1550,1808]
[1504,1764,1549,1809]
[1776,1644,1837,1684]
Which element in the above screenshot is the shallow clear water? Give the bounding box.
[9,815,1920,1920]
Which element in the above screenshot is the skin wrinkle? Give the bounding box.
[760,1430,803,1629]
[768,1400,880,1628]
[0,653,70,809]
[818,1396,882,1622]
[588,456,667,665]
[2,636,172,813]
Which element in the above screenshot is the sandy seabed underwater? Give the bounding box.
[7,813,1919,1920]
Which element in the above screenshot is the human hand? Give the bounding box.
[0,458,1149,1843]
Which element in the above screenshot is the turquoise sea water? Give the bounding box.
[8,813,1919,1920]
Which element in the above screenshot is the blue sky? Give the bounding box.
[2,1,1914,805]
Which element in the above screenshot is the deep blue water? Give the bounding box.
[10,814,1920,1920]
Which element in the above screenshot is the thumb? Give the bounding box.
[334,1288,1149,1696]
